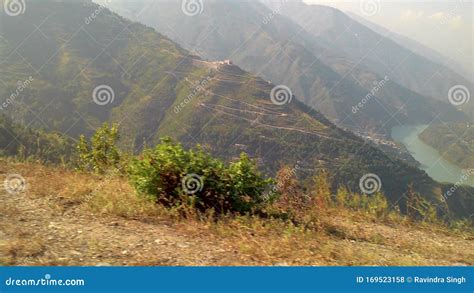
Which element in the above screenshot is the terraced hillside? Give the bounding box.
[0,0,472,218]
[103,0,469,135]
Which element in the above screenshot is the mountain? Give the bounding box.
[419,123,474,169]
[0,115,72,162]
[346,12,473,83]
[101,0,468,137]
[262,0,473,118]
[0,0,472,218]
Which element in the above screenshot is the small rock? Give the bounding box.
[177,243,189,249]
[95,262,111,267]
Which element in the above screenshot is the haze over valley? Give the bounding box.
[0,0,472,266]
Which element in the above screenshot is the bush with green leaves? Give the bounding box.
[128,138,273,214]
[406,184,438,223]
[75,123,121,174]
[0,114,73,164]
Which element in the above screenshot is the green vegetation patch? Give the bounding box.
[419,123,474,169]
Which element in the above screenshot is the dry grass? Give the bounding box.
[0,160,473,266]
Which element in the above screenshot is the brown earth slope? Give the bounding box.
[0,160,472,266]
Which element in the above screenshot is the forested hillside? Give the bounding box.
[103,0,470,135]
[0,0,472,219]
[419,123,474,169]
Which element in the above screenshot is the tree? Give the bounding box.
[313,170,331,210]
[75,123,121,174]
[406,184,437,222]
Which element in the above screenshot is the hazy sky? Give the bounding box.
[303,0,472,76]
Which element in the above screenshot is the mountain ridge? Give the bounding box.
[345,11,473,83]
[0,0,472,219]
[265,0,473,117]
[103,0,470,137]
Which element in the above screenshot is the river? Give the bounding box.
[391,125,474,187]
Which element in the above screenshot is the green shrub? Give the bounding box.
[364,192,389,218]
[128,138,272,214]
[0,114,72,164]
[312,170,332,209]
[75,123,121,174]
[406,184,438,223]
